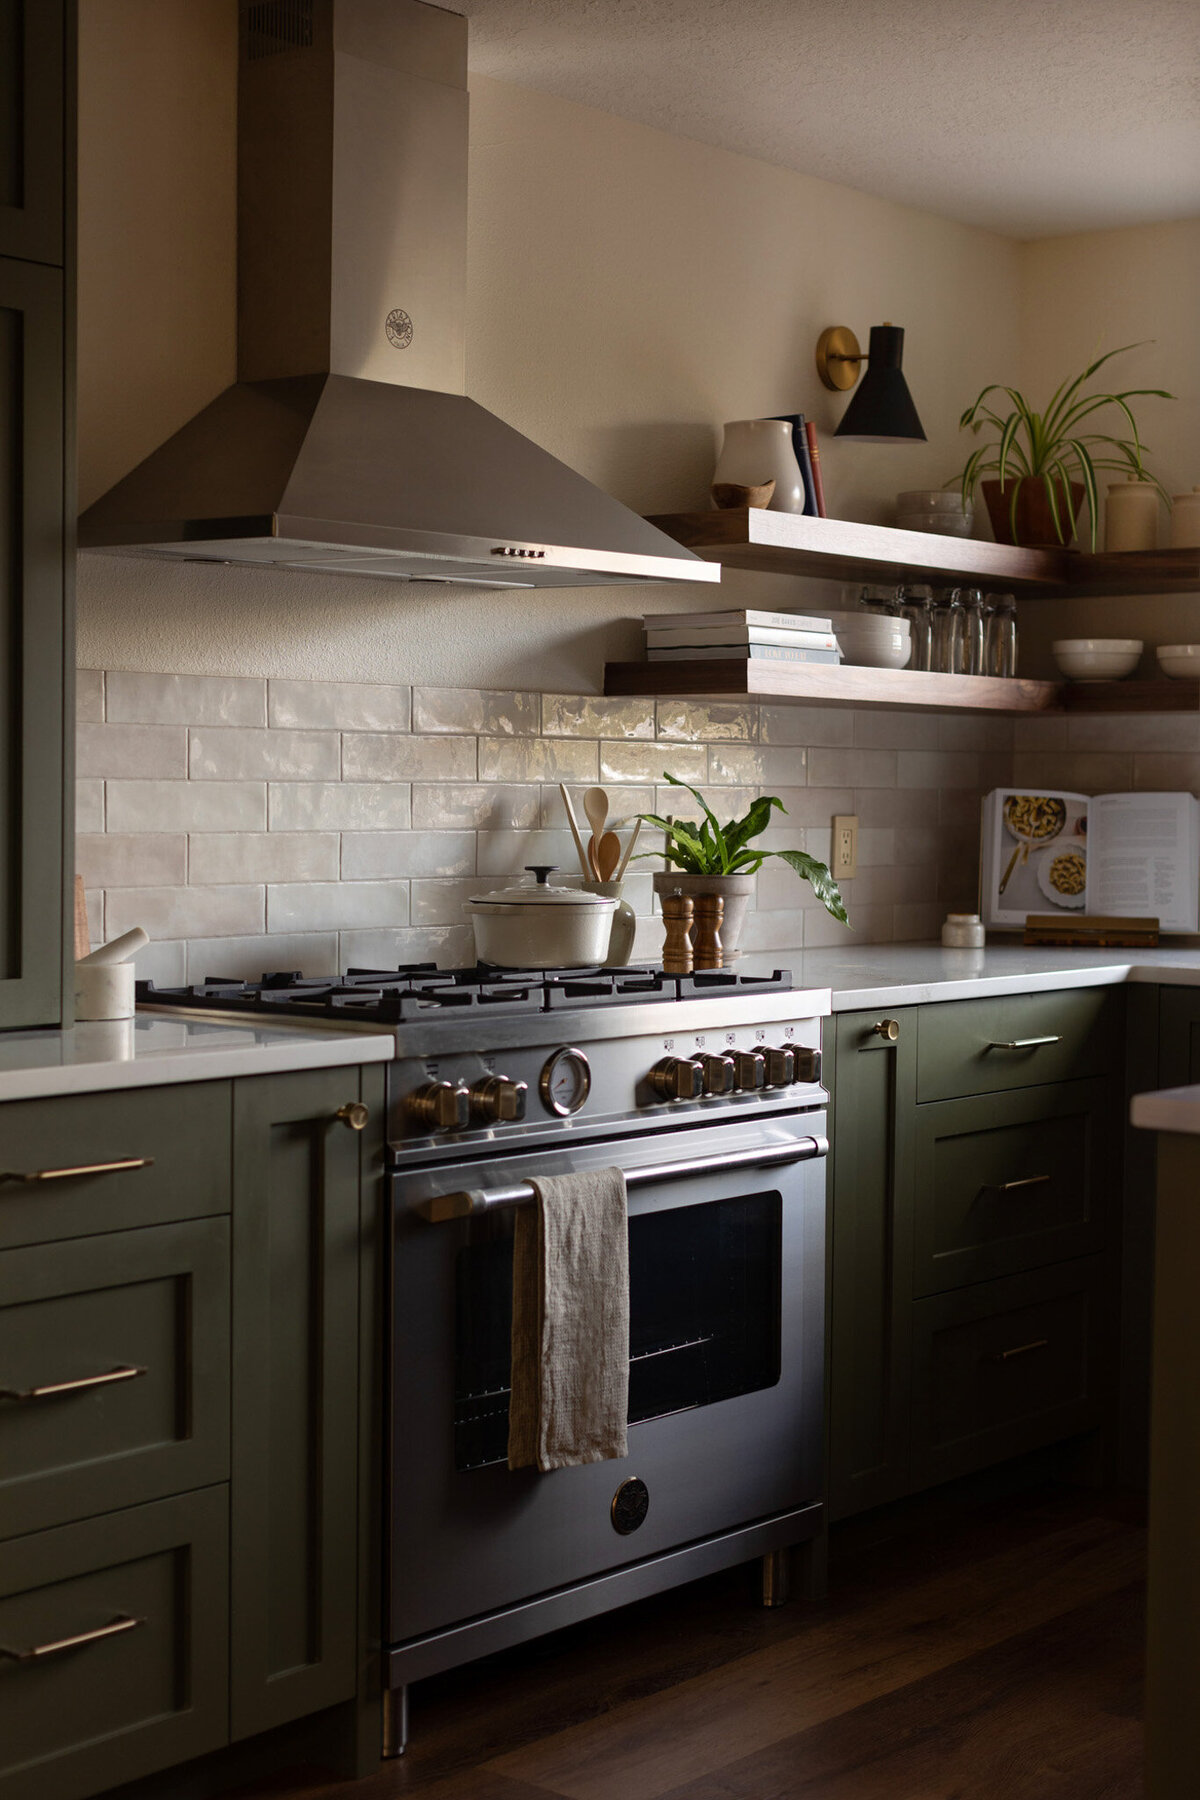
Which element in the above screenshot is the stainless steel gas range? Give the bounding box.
[139,962,831,1755]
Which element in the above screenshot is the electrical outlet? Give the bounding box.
[832,814,858,880]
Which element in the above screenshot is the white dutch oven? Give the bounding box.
[465,866,616,968]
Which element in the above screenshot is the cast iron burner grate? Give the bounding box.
[136,963,793,1024]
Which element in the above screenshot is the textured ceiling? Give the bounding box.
[461,0,1200,238]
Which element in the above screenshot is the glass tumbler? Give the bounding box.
[985,593,1018,677]
[899,585,933,671]
[960,587,985,675]
[930,589,966,673]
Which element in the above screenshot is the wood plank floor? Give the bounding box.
[233,1483,1146,1800]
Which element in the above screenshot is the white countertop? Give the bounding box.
[1131,1087,1200,1136]
[0,1013,395,1102]
[740,942,1200,1011]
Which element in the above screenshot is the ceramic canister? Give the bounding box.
[1170,487,1200,550]
[712,419,804,513]
[1105,476,1160,552]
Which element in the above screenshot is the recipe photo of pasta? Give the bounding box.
[1003,794,1066,843]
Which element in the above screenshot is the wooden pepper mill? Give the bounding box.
[693,893,724,970]
[661,893,694,974]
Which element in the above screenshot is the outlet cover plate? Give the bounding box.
[833,814,858,880]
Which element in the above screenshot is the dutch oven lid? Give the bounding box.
[467,865,615,907]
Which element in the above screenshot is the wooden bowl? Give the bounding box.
[711,480,775,510]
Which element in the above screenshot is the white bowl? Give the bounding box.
[835,620,911,671]
[826,610,911,636]
[1051,638,1143,681]
[896,512,975,537]
[1157,644,1200,680]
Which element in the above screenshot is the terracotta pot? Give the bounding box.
[652,871,756,963]
[982,477,1085,548]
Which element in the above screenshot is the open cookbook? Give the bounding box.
[980,788,1200,932]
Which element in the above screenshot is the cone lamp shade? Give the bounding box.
[830,324,926,443]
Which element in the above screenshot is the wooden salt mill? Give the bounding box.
[661,893,694,974]
[693,893,724,970]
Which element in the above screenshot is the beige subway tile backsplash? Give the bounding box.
[77,833,187,889]
[343,733,476,782]
[270,782,412,831]
[188,831,340,885]
[600,740,703,785]
[413,783,539,831]
[107,883,265,942]
[268,679,411,732]
[342,831,475,879]
[542,694,655,739]
[77,669,105,723]
[413,687,539,736]
[107,671,266,727]
[107,780,267,833]
[269,880,408,934]
[78,722,187,780]
[76,777,105,834]
[656,700,755,742]
[478,737,598,783]
[189,727,341,782]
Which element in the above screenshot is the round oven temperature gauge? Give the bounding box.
[539,1046,591,1116]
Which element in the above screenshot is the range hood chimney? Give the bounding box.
[79,0,718,591]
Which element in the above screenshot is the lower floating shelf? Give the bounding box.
[604,662,1200,716]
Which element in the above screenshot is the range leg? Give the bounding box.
[760,1547,792,1607]
[382,1684,409,1758]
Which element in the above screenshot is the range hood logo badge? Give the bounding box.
[385,309,413,350]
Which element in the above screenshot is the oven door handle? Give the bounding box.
[411,1136,828,1222]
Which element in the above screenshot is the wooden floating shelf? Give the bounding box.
[645,510,1200,599]
[604,661,1200,716]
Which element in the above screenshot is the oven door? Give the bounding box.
[388,1112,826,1652]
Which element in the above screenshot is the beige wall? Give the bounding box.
[1014,220,1200,678]
[75,9,1021,684]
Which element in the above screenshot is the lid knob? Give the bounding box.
[525,865,559,886]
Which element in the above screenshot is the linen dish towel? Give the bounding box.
[507,1167,630,1472]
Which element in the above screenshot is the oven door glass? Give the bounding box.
[453,1191,781,1472]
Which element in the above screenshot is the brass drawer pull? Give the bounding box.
[870,1019,900,1042]
[985,1338,1049,1364]
[0,1612,146,1663]
[1,1364,147,1403]
[336,1102,370,1131]
[995,1174,1052,1193]
[985,1037,1062,1052]
[0,1156,153,1187]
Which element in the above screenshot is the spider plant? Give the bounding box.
[956,343,1173,550]
[635,773,850,926]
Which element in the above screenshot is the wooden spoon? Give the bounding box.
[596,830,622,880]
[582,787,609,852]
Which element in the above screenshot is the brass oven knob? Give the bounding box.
[791,1045,822,1084]
[469,1075,528,1124]
[764,1046,796,1088]
[697,1053,735,1096]
[733,1050,766,1092]
[649,1056,703,1102]
[409,1080,470,1131]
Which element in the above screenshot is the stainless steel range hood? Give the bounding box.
[79,0,718,591]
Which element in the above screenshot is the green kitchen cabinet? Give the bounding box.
[828,989,1124,1522]
[0,0,74,1032]
[827,1006,916,1519]
[1156,987,1200,1089]
[0,1,68,267]
[229,1065,379,1744]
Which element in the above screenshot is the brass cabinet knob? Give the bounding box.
[871,1019,900,1042]
[336,1101,370,1131]
[407,1082,469,1131]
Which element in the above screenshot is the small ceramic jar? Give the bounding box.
[1105,476,1160,552]
[941,912,985,949]
[1170,487,1200,550]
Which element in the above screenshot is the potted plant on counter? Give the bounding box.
[956,344,1172,551]
[638,773,849,960]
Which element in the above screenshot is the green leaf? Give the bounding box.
[722,793,785,859]
[766,850,850,927]
[661,773,728,871]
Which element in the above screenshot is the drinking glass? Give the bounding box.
[930,589,966,673]
[985,593,1018,676]
[899,585,933,671]
[960,588,985,675]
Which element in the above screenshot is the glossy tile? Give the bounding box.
[268,678,411,732]
[656,700,756,742]
[478,737,598,783]
[189,727,340,781]
[106,671,267,726]
[339,924,475,969]
[268,880,409,934]
[106,884,265,941]
[185,933,339,982]
[107,780,267,833]
[78,722,187,780]
[413,687,539,736]
[343,733,476,781]
[76,833,187,889]
[600,741,703,785]
[412,783,538,831]
[188,831,340,885]
[342,831,476,879]
[77,669,105,723]
[542,694,655,739]
[269,782,412,831]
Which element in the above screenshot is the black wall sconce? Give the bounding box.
[815,322,926,442]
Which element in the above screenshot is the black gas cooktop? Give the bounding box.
[137,963,794,1026]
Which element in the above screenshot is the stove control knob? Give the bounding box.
[469,1075,528,1124]
[409,1080,470,1132]
[791,1046,822,1084]
[733,1050,766,1092]
[764,1046,797,1088]
[649,1056,703,1102]
[698,1053,736,1096]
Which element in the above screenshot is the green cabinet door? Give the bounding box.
[229,1068,370,1741]
[828,1006,916,1521]
[1157,988,1200,1089]
[0,1,67,266]
[0,254,69,1030]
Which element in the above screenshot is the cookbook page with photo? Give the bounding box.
[1088,792,1200,932]
[980,790,1089,928]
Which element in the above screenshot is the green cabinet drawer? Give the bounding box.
[0,1219,230,1538]
[911,1257,1107,1486]
[915,989,1121,1103]
[0,1486,229,1800]
[913,1079,1117,1296]
[0,1083,231,1250]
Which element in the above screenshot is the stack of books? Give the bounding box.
[642,608,841,665]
